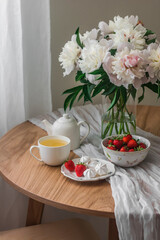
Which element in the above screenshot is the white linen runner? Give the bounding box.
[29,104,160,240]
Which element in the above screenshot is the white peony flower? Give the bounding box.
[81,28,99,43]
[109,15,138,31]
[99,16,146,50]
[110,24,146,50]
[98,21,112,36]
[98,15,139,36]
[78,39,112,83]
[59,35,81,76]
[103,47,147,88]
[147,43,160,79]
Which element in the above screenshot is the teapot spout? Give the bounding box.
[42,119,53,136]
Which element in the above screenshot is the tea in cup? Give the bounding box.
[30,135,70,166]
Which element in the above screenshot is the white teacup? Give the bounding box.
[30,135,70,166]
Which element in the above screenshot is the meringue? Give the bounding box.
[83,168,97,179]
[95,162,108,176]
[80,156,91,164]
[88,160,98,169]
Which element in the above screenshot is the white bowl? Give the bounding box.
[101,135,151,167]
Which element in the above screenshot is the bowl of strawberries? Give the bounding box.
[101,134,150,167]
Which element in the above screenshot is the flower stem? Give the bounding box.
[109,123,114,136]
[125,122,130,133]
[102,122,111,139]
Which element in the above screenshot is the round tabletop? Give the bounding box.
[0,105,159,220]
[0,121,115,218]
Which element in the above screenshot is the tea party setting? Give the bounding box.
[0,13,160,240]
[28,14,160,239]
[29,102,160,239]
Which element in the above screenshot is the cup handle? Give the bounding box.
[30,145,42,161]
[78,121,90,144]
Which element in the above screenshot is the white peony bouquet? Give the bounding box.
[59,15,160,138]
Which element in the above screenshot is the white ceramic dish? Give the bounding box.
[101,135,151,167]
[61,158,115,182]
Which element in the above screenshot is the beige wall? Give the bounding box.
[50,0,160,111]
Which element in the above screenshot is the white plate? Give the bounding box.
[61,158,115,182]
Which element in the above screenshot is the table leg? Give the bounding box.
[26,198,44,226]
[108,218,119,240]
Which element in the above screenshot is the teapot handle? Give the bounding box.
[77,121,90,144]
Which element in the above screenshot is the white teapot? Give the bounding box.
[42,114,90,150]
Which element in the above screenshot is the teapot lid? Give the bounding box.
[56,114,76,124]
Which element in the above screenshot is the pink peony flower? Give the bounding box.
[123,55,140,68]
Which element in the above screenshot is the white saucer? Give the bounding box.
[61,158,115,182]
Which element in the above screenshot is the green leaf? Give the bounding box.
[107,88,120,112]
[75,27,84,48]
[129,85,137,100]
[145,29,154,36]
[63,86,83,94]
[146,38,156,45]
[69,92,79,109]
[120,86,127,107]
[89,68,105,75]
[145,72,149,78]
[109,49,117,56]
[89,84,95,93]
[80,78,89,84]
[75,71,88,83]
[157,80,160,98]
[138,86,145,103]
[104,35,109,39]
[92,81,106,97]
[78,92,84,102]
[83,85,93,102]
[64,93,75,111]
[75,71,85,82]
[96,73,110,82]
[63,85,84,110]
[95,75,102,81]
[102,84,116,96]
[144,82,158,93]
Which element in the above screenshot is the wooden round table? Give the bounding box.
[0,105,159,240]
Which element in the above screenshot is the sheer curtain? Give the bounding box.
[0,0,52,230]
[0,0,52,137]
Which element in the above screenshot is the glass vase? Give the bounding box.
[101,95,136,139]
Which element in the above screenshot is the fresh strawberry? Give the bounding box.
[113,139,123,150]
[108,139,113,145]
[64,160,75,172]
[107,145,117,150]
[128,149,135,152]
[136,146,144,151]
[122,134,132,144]
[120,146,128,152]
[139,142,146,149]
[75,163,86,177]
[127,139,138,149]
